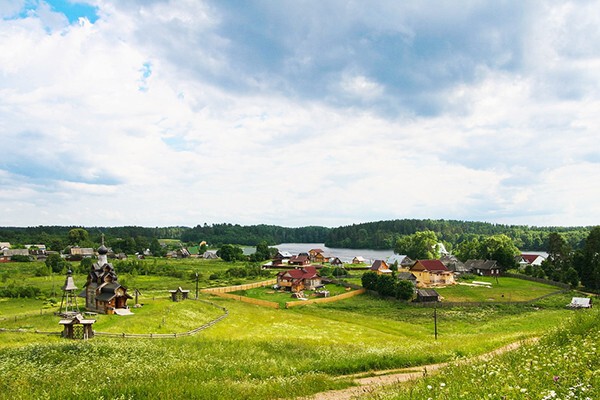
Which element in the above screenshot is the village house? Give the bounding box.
[308,248,324,259]
[69,246,94,260]
[518,254,546,268]
[288,254,311,266]
[397,271,418,286]
[329,257,343,267]
[276,266,322,293]
[464,259,500,276]
[202,251,219,259]
[440,254,469,275]
[313,252,328,263]
[370,259,393,275]
[79,243,132,314]
[410,259,455,286]
[386,254,414,270]
[352,256,365,264]
[272,251,292,266]
[1,248,30,262]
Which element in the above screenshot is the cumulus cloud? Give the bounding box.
[0,0,599,228]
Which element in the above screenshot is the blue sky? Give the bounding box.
[1,0,599,228]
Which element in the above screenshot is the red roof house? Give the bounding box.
[276,266,322,292]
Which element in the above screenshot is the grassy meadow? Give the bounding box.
[361,307,600,400]
[0,258,591,399]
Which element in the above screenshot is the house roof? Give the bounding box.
[417,289,439,297]
[169,286,190,293]
[353,256,365,262]
[309,248,324,254]
[397,272,417,280]
[370,259,391,272]
[387,254,408,265]
[59,314,95,325]
[521,254,545,264]
[411,259,448,272]
[289,254,310,264]
[464,259,498,270]
[278,266,320,280]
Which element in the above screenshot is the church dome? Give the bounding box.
[98,244,109,255]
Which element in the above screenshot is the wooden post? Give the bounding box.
[434,306,438,340]
[195,272,199,300]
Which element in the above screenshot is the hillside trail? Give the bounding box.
[299,338,538,400]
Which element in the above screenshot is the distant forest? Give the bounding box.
[0,220,594,252]
[324,219,593,251]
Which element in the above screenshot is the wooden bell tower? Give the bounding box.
[59,270,80,317]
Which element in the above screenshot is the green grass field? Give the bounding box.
[437,276,561,302]
[231,282,353,307]
[0,261,590,400]
[361,307,599,399]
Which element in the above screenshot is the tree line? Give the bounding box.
[324,219,591,251]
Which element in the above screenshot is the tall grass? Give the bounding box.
[361,308,600,400]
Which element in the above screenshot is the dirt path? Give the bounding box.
[301,338,538,400]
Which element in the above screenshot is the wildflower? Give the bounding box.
[520,388,527,393]
[440,382,446,387]
[427,385,432,390]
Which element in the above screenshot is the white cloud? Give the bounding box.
[0,1,599,228]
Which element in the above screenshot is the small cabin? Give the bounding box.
[415,289,440,303]
[169,287,190,302]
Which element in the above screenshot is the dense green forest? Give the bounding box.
[0,219,592,252]
[180,224,330,245]
[324,219,591,251]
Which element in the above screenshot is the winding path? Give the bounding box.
[301,338,538,400]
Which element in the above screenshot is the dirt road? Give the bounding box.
[301,338,536,400]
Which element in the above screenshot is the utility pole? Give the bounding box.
[434,306,438,340]
[195,272,199,300]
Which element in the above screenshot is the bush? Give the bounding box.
[361,271,378,290]
[45,253,69,273]
[10,254,32,262]
[0,284,41,298]
[34,265,51,277]
[395,280,415,300]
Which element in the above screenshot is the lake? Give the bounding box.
[271,243,394,264]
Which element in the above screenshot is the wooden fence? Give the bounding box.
[409,289,569,308]
[285,288,366,308]
[94,303,229,338]
[502,273,571,289]
[209,292,280,309]
[0,299,229,339]
[201,279,280,309]
[201,279,277,294]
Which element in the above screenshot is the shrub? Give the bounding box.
[10,255,31,262]
[361,271,378,290]
[395,280,415,301]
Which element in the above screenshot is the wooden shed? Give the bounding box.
[415,289,440,303]
[59,314,95,339]
[169,287,190,302]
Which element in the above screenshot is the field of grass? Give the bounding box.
[0,292,577,399]
[0,258,277,297]
[437,276,561,302]
[362,307,599,399]
[231,282,353,307]
[0,262,590,400]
